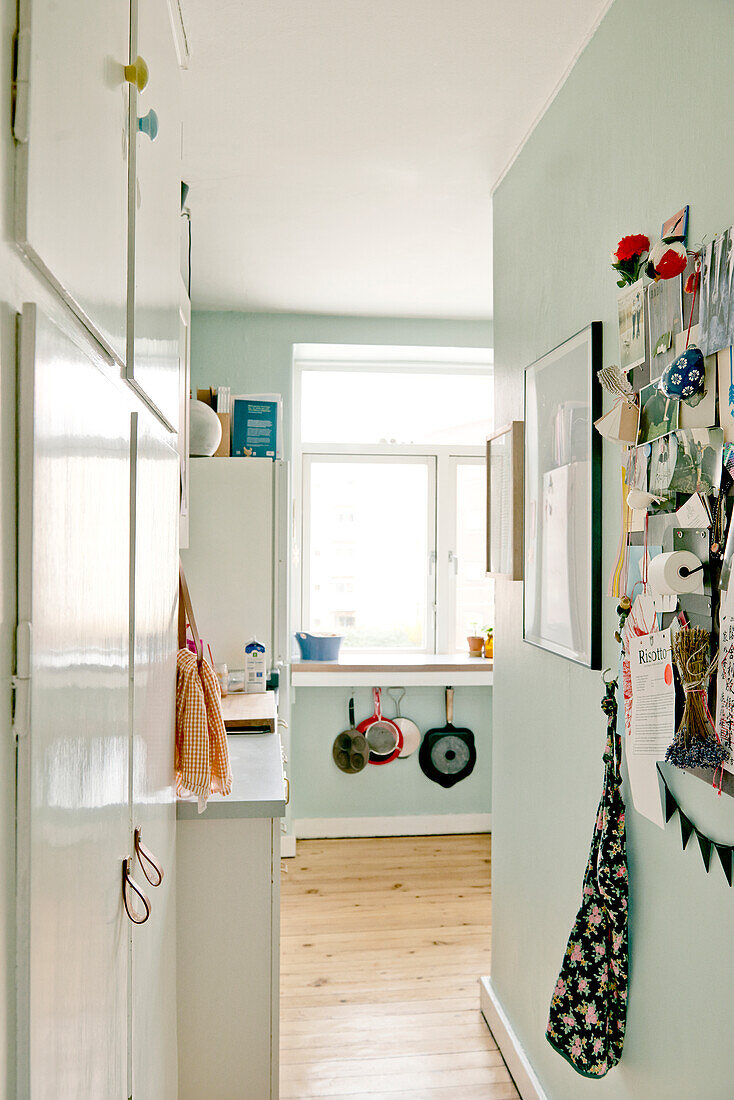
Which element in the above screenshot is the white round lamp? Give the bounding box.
[189,399,222,456]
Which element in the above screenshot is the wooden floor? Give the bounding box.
[279,834,519,1099]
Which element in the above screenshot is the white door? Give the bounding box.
[127,0,182,428]
[16,305,132,1097]
[130,410,179,1099]
[15,0,131,364]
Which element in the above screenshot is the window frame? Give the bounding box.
[292,349,493,657]
[302,451,438,653]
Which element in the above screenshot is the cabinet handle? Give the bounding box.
[134,827,164,888]
[122,858,151,925]
[137,109,159,141]
[124,55,149,92]
[284,775,290,806]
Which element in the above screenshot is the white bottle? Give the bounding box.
[244,638,266,694]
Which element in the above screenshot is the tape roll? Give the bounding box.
[647,550,703,595]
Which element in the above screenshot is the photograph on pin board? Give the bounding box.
[717,345,734,442]
[637,380,678,444]
[668,427,723,495]
[618,279,646,372]
[646,434,677,510]
[647,276,683,379]
[699,229,734,356]
[627,443,651,531]
[675,326,716,429]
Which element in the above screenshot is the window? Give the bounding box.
[294,345,493,654]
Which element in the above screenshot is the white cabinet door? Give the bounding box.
[130,410,179,1099]
[15,1,131,365]
[177,817,280,1099]
[16,305,131,1098]
[127,0,182,429]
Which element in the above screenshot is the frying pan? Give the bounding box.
[386,687,421,758]
[419,686,476,788]
[357,688,403,765]
[332,696,369,773]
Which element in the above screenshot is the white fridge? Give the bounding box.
[180,457,292,846]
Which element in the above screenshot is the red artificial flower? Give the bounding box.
[614,234,650,263]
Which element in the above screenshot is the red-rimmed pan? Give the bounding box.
[357,688,403,764]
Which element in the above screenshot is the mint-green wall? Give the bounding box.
[191,310,493,821]
[292,686,491,820]
[190,311,492,457]
[492,1,734,1097]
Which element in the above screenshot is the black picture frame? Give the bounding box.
[523,322,602,668]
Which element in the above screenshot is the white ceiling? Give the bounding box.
[181,0,611,318]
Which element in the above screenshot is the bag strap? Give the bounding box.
[179,560,203,669]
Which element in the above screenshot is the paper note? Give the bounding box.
[629,629,675,756]
[717,611,734,775]
[675,493,712,529]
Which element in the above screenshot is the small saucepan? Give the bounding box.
[357,688,403,765]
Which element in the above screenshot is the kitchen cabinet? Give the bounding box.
[177,734,286,1100]
[16,305,132,1097]
[15,0,183,433]
[127,0,183,428]
[15,0,131,364]
[16,314,181,1094]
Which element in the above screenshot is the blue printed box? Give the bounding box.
[232,399,278,458]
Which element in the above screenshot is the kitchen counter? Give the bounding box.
[176,731,287,820]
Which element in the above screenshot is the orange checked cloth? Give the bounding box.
[175,648,232,812]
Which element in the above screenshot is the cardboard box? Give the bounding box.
[214,412,231,456]
[196,387,216,407]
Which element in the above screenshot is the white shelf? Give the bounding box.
[291,654,493,687]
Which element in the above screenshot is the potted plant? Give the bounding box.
[483,626,493,659]
[467,621,484,657]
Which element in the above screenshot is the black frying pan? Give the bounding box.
[419,686,476,788]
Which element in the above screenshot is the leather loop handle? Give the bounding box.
[134,827,164,888]
[122,857,151,925]
[349,696,355,728]
[446,686,454,725]
[179,560,203,668]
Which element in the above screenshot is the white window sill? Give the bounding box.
[290,653,493,687]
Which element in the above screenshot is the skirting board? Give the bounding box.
[480,976,548,1100]
[280,834,297,858]
[294,813,491,839]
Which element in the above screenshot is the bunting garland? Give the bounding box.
[656,763,734,885]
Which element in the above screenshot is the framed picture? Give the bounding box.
[486,421,524,580]
[523,323,602,668]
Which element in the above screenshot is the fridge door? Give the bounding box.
[180,458,275,670]
[16,305,131,1096]
[130,410,179,1099]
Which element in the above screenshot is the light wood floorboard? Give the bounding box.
[280,834,518,1099]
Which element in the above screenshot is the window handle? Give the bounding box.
[448,551,459,575]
